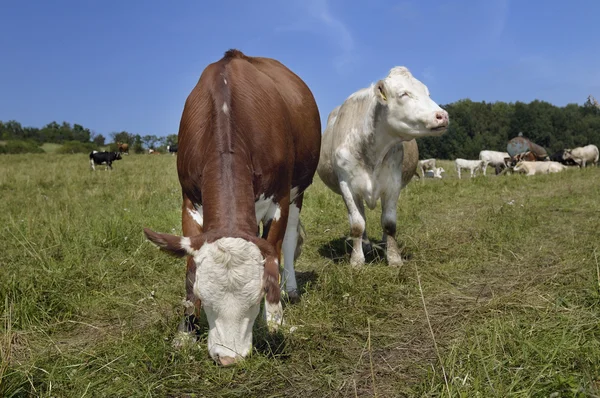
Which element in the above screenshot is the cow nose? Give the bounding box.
[217,355,239,367]
[435,111,448,124]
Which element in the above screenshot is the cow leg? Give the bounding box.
[262,194,290,330]
[281,193,302,303]
[482,162,487,176]
[456,166,461,179]
[173,196,204,348]
[90,159,95,171]
[380,185,403,267]
[339,180,366,267]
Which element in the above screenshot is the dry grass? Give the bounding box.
[1,153,599,397]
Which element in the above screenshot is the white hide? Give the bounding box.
[425,167,445,179]
[418,158,436,177]
[479,150,510,176]
[563,144,599,167]
[190,237,264,362]
[455,159,485,179]
[513,161,566,175]
[317,66,448,267]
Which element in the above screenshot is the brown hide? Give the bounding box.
[169,49,321,303]
[401,140,419,187]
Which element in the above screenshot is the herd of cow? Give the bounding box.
[418,141,599,180]
[88,143,179,170]
[84,50,597,366]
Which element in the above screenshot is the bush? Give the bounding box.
[56,141,97,154]
[0,140,45,154]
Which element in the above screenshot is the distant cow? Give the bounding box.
[479,150,510,175]
[317,66,448,267]
[455,158,485,179]
[513,161,566,176]
[424,167,445,179]
[117,142,129,155]
[549,150,577,166]
[167,144,178,155]
[142,50,321,365]
[418,158,436,178]
[89,151,122,170]
[562,145,599,168]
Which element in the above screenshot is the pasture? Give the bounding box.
[1,154,600,397]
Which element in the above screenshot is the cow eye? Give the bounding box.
[399,92,409,98]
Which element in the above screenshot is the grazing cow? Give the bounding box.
[317,66,448,267]
[148,148,154,154]
[479,150,510,175]
[142,50,321,365]
[425,166,445,179]
[89,151,122,170]
[117,142,129,155]
[549,149,577,166]
[455,159,485,179]
[562,144,599,168]
[418,158,436,178]
[167,144,178,155]
[513,161,566,175]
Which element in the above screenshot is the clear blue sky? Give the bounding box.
[1,0,599,138]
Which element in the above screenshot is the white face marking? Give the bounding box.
[376,66,448,139]
[224,78,227,85]
[192,238,264,361]
[187,207,203,228]
[222,103,229,115]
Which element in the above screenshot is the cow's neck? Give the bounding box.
[200,152,257,237]
[365,103,405,173]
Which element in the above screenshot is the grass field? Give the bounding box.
[1,153,600,397]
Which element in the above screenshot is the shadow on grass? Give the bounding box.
[318,236,413,264]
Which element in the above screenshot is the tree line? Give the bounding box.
[417,96,600,160]
[0,120,177,154]
[2,97,600,157]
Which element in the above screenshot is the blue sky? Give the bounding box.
[1,0,599,138]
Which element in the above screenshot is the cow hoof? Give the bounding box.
[172,331,197,349]
[265,300,284,332]
[286,289,300,304]
[387,252,403,267]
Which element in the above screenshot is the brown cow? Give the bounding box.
[117,142,129,155]
[143,50,321,365]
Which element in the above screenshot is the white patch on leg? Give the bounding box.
[180,237,193,254]
[222,103,229,115]
[281,201,300,293]
[187,207,203,228]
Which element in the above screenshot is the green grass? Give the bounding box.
[1,154,599,397]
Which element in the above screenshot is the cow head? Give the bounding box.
[115,152,122,160]
[374,66,449,139]
[143,228,271,366]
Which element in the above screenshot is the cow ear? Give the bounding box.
[143,228,199,257]
[375,80,388,104]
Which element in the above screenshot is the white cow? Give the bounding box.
[425,167,445,179]
[455,159,485,179]
[513,161,566,175]
[563,145,599,168]
[418,158,436,178]
[479,150,510,175]
[317,66,449,267]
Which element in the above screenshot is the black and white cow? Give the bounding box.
[167,144,178,155]
[89,151,122,171]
